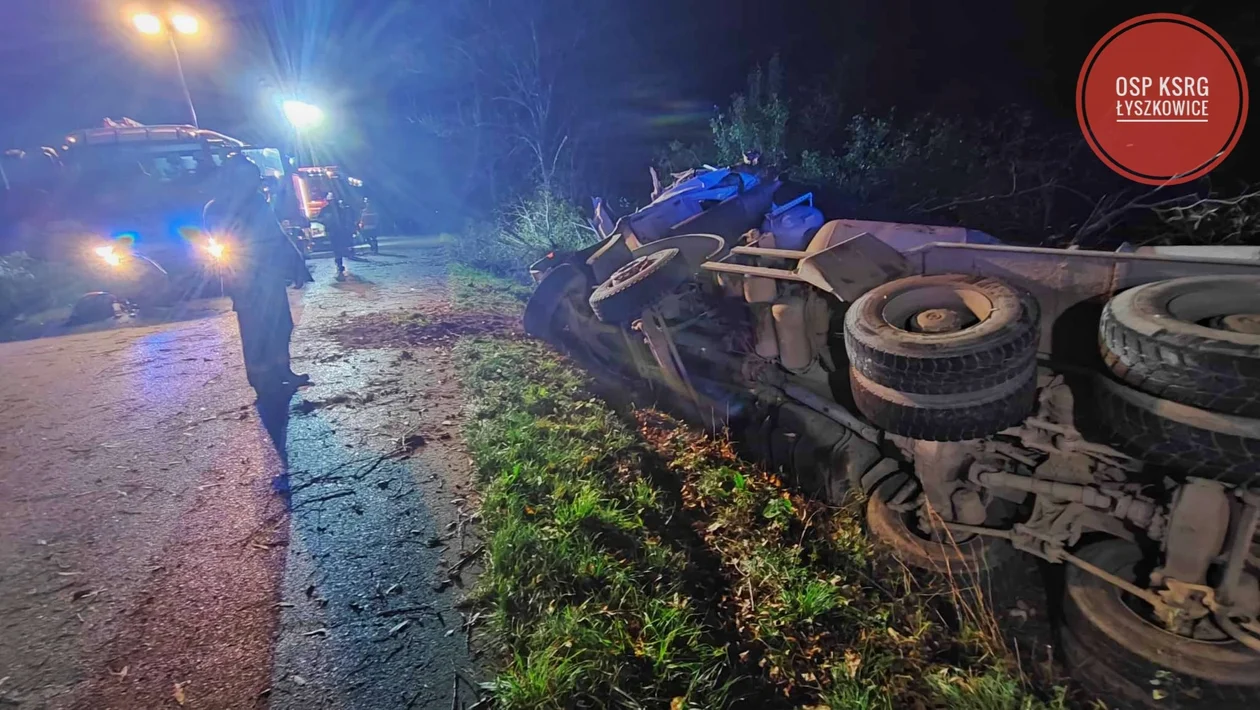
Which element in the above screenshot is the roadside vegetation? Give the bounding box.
[448,263,532,315]
[455,337,1068,710]
[435,49,1260,291]
[443,190,599,277]
[0,251,96,330]
[656,54,1260,249]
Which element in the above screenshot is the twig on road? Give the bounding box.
[448,544,486,578]
[376,604,436,618]
[289,474,344,494]
[292,489,355,510]
[351,452,395,481]
[463,610,484,652]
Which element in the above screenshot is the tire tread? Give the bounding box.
[1100,289,1260,417]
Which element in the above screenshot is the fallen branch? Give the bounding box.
[448,544,486,578]
[352,452,395,480]
[289,475,344,494]
[292,489,355,509]
[377,604,436,618]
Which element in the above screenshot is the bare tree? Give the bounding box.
[393,0,604,205]
[490,21,573,193]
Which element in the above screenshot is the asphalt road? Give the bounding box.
[0,236,485,709]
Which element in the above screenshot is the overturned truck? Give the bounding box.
[523,166,1260,709]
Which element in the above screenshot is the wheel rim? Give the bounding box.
[630,234,725,268]
[878,478,979,545]
[1164,287,1260,332]
[911,308,972,333]
[1209,313,1260,335]
[906,506,976,544]
[882,285,991,334]
[608,250,671,286]
[1107,558,1241,647]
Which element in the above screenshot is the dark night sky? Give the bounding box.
[2,1,1257,209]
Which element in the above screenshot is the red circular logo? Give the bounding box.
[1077,13,1248,185]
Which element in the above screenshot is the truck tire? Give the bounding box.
[850,365,1037,441]
[523,263,589,343]
[845,274,1039,395]
[1061,540,1260,710]
[1100,276,1260,417]
[1093,375,1260,485]
[588,248,689,324]
[585,234,635,283]
[866,474,1015,574]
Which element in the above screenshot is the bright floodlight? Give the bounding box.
[133,13,163,35]
[170,14,200,35]
[95,245,122,267]
[283,100,325,130]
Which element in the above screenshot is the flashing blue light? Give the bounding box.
[168,213,205,242]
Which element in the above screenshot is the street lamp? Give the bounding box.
[281,99,325,168]
[169,13,199,35]
[282,100,325,132]
[130,10,202,127]
[132,13,163,34]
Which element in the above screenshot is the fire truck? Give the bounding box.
[286,165,374,255]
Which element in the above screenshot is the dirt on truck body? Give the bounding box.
[523,165,1260,709]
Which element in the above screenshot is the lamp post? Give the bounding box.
[282,99,325,167]
[131,11,202,127]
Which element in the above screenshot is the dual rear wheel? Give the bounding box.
[846,272,1260,709]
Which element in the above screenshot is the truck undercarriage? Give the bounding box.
[523,171,1260,708]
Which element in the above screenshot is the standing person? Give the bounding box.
[203,154,313,397]
[323,193,356,280]
[358,197,380,254]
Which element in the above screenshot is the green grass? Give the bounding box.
[455,337,1070,710]
[457,338,732,708]
[448,264,533,315]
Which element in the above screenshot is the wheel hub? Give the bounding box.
[609,252,663,285]
[1216,313,1260,335]
[910,308,975,333]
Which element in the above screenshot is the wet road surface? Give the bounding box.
[0,236,484,709]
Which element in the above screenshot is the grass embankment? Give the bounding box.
[455,336,1067,710]
[448,264,533,315]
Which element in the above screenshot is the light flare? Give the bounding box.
[132,13,162,35]
[204,237,226,260]
[95,245,123,267]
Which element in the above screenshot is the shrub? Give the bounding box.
[711,55,789,166]
[445,190,597,275]
[794,149,844,187]
[654,140,719,180]
[0,252,39,322]
[0,252,93,323]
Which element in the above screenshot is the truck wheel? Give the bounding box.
[850,365,1037,441]
[1094,375,1260,485]
[588,248,689,324]
[844,274,1039,395]
[866,474,1014,574]
[585,234,635,283]
[1101,276,1260,417]
[524,263,589,343]
[1061,540,1260,709]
